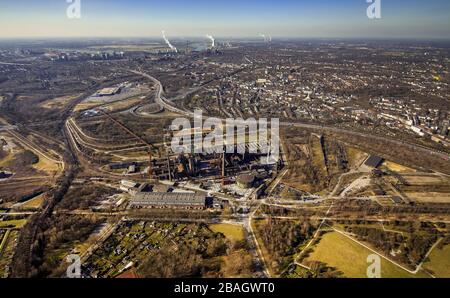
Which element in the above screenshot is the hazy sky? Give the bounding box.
[1,0,449,39]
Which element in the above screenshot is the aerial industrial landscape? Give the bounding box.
[0,0,449,283]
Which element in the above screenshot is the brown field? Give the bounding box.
[0,150,14,168]
[0,178,48,204]
[382,161,417,173]
[104,98,142,112]
[346,147,367,169]
[21,193,46,209]
[111,150,149,160]
[74,102,102,112]
[1,133,61,177]
[209,224,245,242]
[295,144,310,158]
[406,192,450,203]
[39,95,79,109]
[32,155,61,175]
[402,175,446,185]
[310,136,327,176]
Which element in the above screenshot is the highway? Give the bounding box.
[129,70,194,117]
[129,70,450,163]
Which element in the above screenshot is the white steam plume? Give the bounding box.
[259,33,267,42]
[259,34,272,43]
[206,35,215,48]
[162,30,177,53]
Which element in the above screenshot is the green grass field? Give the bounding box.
[0,229,10,253]
[423,244,450,278]
[209,224,245,242]
[304,231,429,278]
[0,219,27,228]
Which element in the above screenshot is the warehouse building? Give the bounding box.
[95,86,122,97]
[364,155,384,168]
[129,192,210,209]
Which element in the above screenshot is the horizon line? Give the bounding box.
[1,36,450,42]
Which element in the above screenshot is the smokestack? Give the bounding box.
[206,35,215,49]
[167,155,172,181]
[162,30,178,53]
[222,152,225,186]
